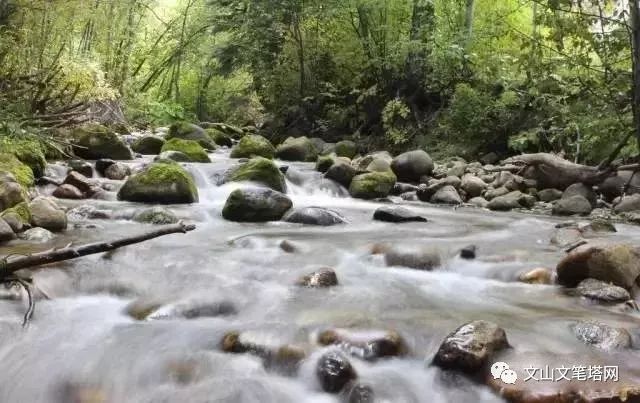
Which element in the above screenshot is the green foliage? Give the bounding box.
[382,99,411,145]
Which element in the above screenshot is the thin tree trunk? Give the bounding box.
[630,0,640,153]
[464,0,475,44]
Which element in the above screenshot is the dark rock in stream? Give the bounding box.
[53,184,85,200]
[0,218,15,242]
[95,159,116,176]
[572,321,632,351]
[576,279,631,303]
[221,332,306,375]
[104,162,131,180]
[283,207,346,226]
[373,206,427,223]
[222,187,292,222]
[347,384,375,403]
[432,320,510,374]
[316,351,357,394]
[296,268,338,287]
[63,171,93,194]
[459,245,477,259]
[390,150,434,182]
[67,159,93,177]
[552,195,593,216]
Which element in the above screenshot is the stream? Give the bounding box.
[0,147,639,403]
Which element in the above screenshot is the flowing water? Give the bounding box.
[1,148,640,403]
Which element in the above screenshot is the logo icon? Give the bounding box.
[491,362,518,384]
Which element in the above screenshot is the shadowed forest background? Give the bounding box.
[1,0,639,163]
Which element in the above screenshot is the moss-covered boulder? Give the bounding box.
[222,187,292,222]
[230,134,275,159]
[275,136,319,162]
[224,157,286,192]
[72,124,133,160]
[335,140,357,159]
[131,136,166,155]
[118,162,198,204]
[0,138,47,178]
[0,153,35,188]
[206,129,233,147]
[167,122,216,149]
[160,138,211,163]
[155,151,191,163]
[349,171,397,199]
[316,155,335,173]
[0,201,30,232]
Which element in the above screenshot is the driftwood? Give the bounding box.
[0,221,196,277]
[503,153,612,190]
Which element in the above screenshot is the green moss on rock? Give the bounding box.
[349,170,397,199]
[0,202,31,224]
[335,140,357,159]
[206,129,233,147]
[230,134,275,159]
[227,157,286,192]
[72,124,133,160]
[118,162,199,204]
[0,138,46,178]
[0,152,34,187]
[167,122,215,149]
[161,138,211,163]
[316,155,335,173]
[275,136,319,162]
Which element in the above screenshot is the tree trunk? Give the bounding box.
[630,0,640,153]
[464,0,475,43]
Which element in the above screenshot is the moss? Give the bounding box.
[0,202,31,224]
[275,136,319,162]
[316,155,335,173]
[0,152,34,187]
[230,134,275,159]
[349,170,397,199]
[167,122,215,149]
[335,140,357,159]
[228,157,285,192]
[118,163,198,204]
[206,129,233,147]
[72,124,133,160]
[161,138,211,163]
[0,137,47,178]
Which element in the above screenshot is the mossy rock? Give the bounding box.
[226,157,286,192]
[206,129,233,147]
[349,171,397,199]
[0,138,46,178]
[222,187,292,222]
[230,134,275,159]
[72,124,133,160]
[275,136,319,162]
[335,140,357,159]
[0,153,34,188]
[1,202,31,225]
[132,136,166,155]
[167,122,215,149]
[155,151,191,163]
[117,162,199,204]
[316,155,335,173]
[161,138,211,163]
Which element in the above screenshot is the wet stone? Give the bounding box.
[373,206,427,223]
[316,351,357,394]
[296,268,338,288]
[576,279,631,303]
[572,321,632,351]
[459,245,476,259]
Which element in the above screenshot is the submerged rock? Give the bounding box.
[373,206,427,223]
[222,187,292,222]
[518,268,553,285]
[230,134,276,159]
[317,328,407,361]
[572,321,632,351]
[432,320,510,374]
[384,248,441,271]
[118,162,199,204]
[316,352,357,393]
[459,245,476,259]
[390,150,434,182]
[283,207,346,226]
[556,244,640,289]
[576,278,631,303]
[296,268,338,287]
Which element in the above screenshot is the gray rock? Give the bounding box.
[373,206,427,223]
[0,218,15,242]
[155,151,191,163]
[283,207,346,226]
[275,136,319,162]
[430,185,462,205]
[29,197,67,232]
[67,160,93,177]
[325,161,357,188]
[63,171,93,194]
[52,184,85,199]
[484,186,509,200]
[95,159,116,175]
[104,162,131,180]
[222,187,292,222]
[552,195,593,216]
[131,136,166,155]
[488,191,529,211]
[0,181,26,212]
[563,183,597,207]
[614,194,640,213]
[572,321,632,351]
[577,279,631,303]
[390,150,434,182]
[384,249,441,271]
[468,197,489,208]
[432,320,510,374]
[132,207,178,225]
[20,227,55,242]
[538,188,563,202]
[460,174,487,198]
[296,268,338,287]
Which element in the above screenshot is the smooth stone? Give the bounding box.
[296,268,338,287]
[373,206,427,223]
[283,207,346,226]
[572,321,632,351]
[576,278,631,303]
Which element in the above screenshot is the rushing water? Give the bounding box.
[1,148,639,403]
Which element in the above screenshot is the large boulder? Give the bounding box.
[118,162,198,204]
[224,157,286,192]
[373,206,427,223]
[205,128,233,148]
[71,124,133,160]
[614,194,640,213]
[315,155,335,173]
[230,134,275,159]
[598,171,640,201]
[0,153,34,188]
[131,136,165,155]
[352,152,392,171]
[390,150,434,182]
[275,136,318,162]
[29,197,67,232]
[430,185,462,205]
[460,175,487,198]
[335,140,357,159]
[0,202,31,233]
[167,122,215,149]
[432,320,510,374]
[349,171,396,199]
[0,138,47,178]
[577,278,631,303]
[552,195,593,216]
[556,244,640,289]
[222,187,292,222]
[52,184,84,200]
[325,161,357,188]
[562,183,597,207]
[160,138,210,163]
[283,207,346,226]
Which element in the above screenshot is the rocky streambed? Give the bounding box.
[0,125,639,402]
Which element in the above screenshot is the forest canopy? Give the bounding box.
[0,0,639,163]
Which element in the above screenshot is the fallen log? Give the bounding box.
[0,221,196,277]
[503,153,612,190]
